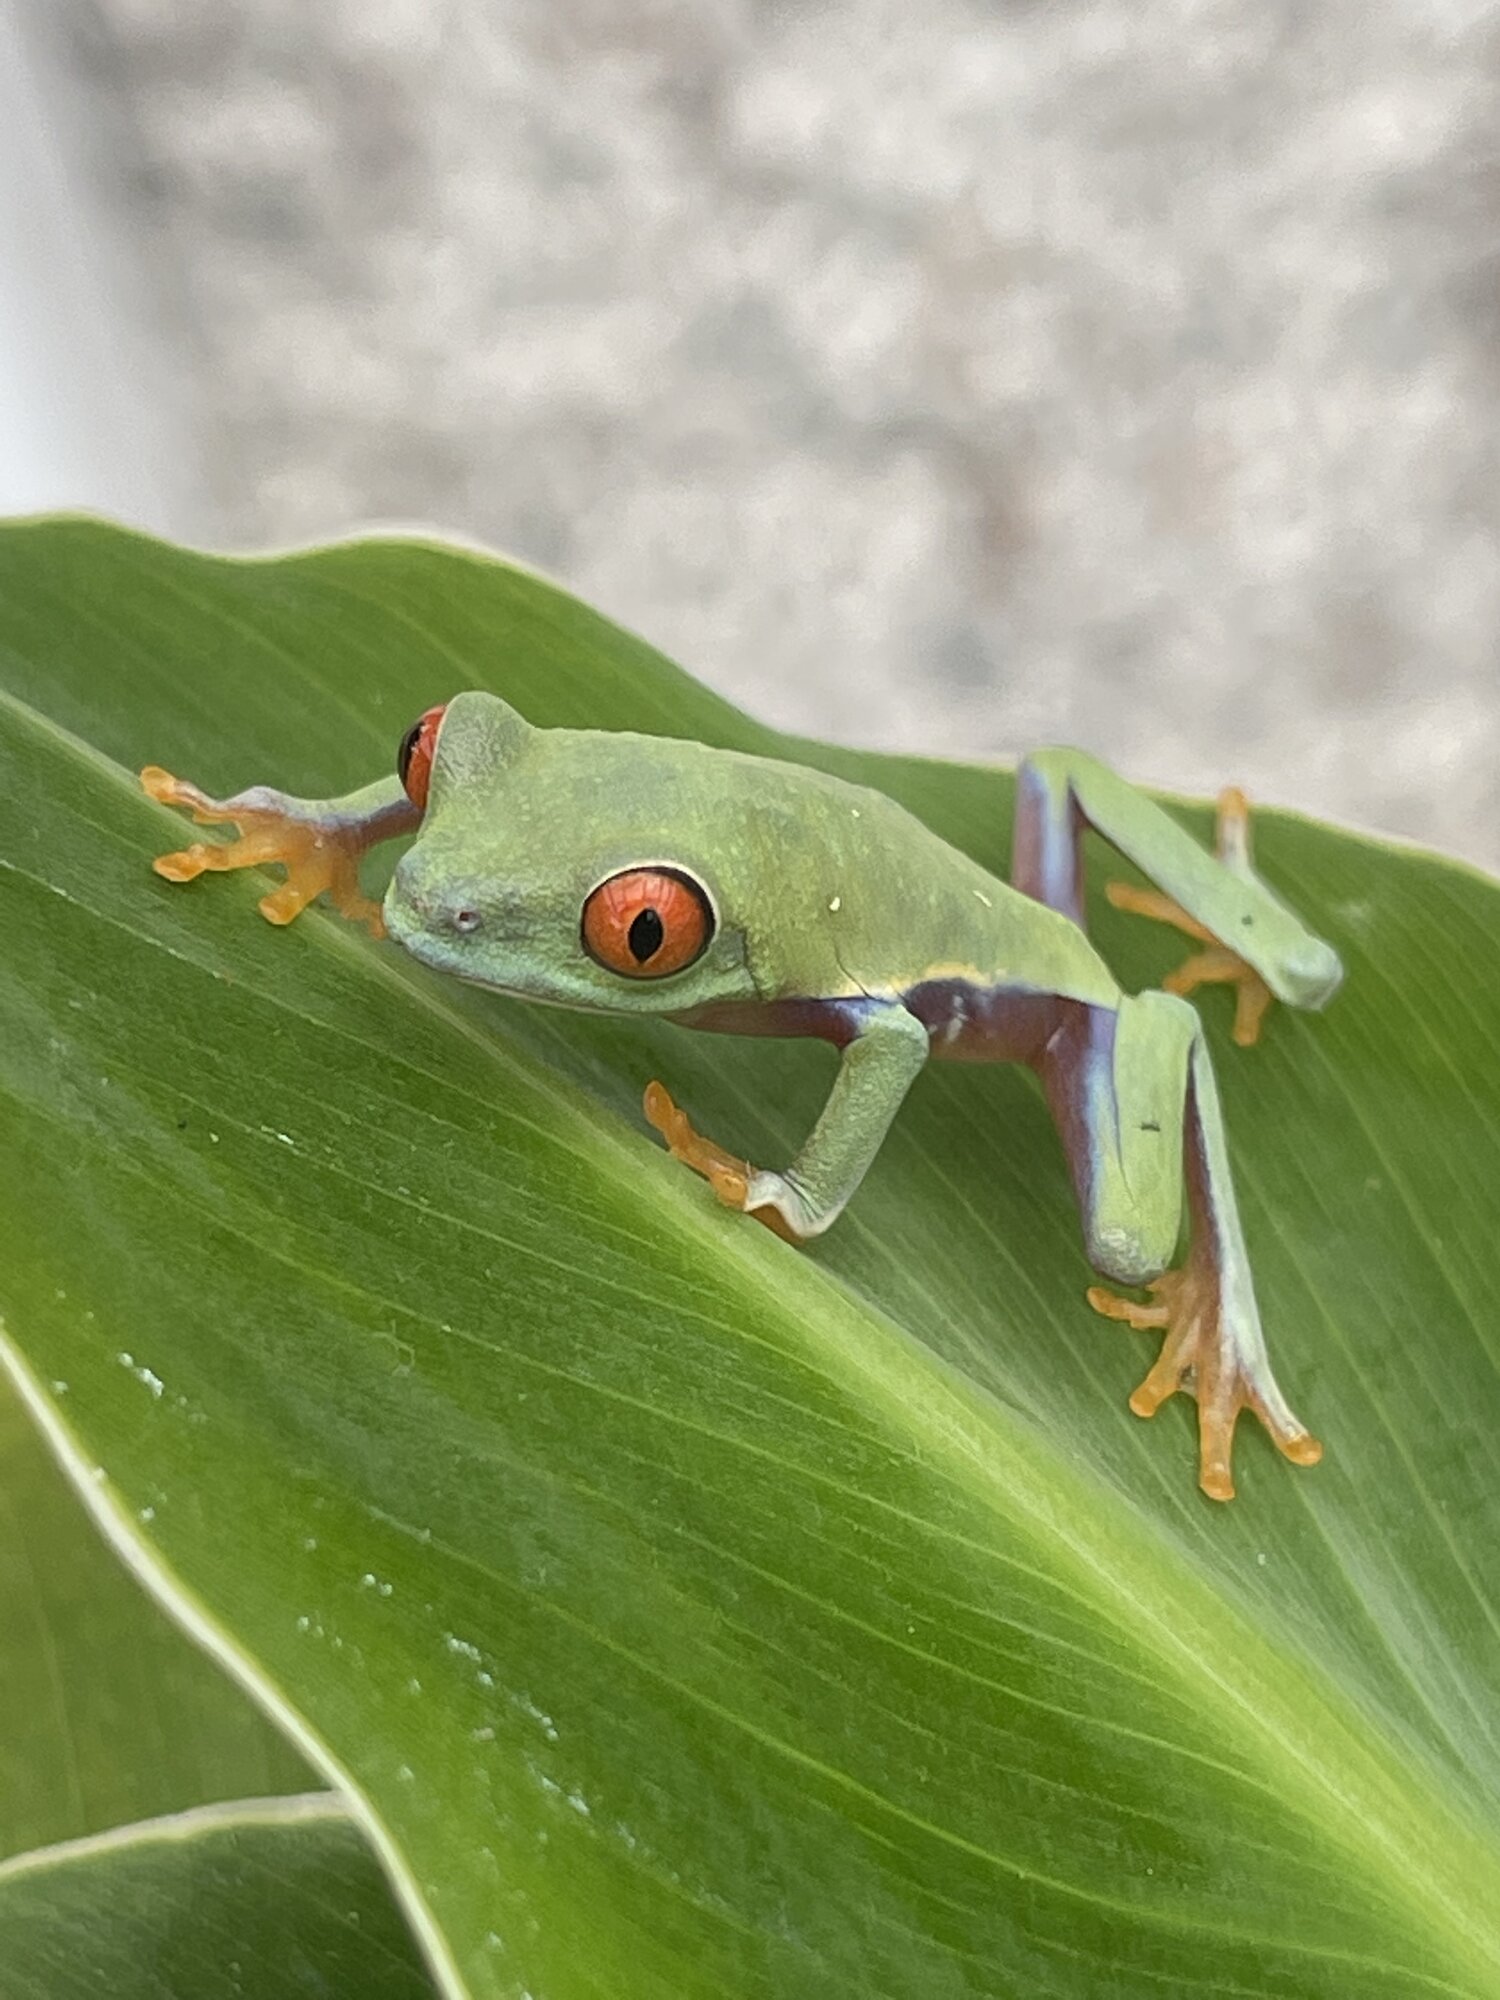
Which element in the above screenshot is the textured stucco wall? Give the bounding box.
[26,0,1500,863]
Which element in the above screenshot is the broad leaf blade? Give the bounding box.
[0,1375,313,1858]
[0,1797,436,1999]
[0,519,1495,1998]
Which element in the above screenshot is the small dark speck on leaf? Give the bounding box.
[1241,914,1254,926]
[176,1117,189,1130]
[1140,1120,1160,1133]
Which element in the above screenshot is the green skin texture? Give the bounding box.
[157,690,1344,1493]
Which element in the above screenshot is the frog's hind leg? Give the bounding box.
[1042,991,1321,1500]
[1012,750,1341,1040]
[1106,789,1278,1047]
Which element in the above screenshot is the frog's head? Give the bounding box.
[382,690,767,1017]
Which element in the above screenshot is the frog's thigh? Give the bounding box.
[1042,994,1194,1286]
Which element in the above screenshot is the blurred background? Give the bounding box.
[2,0,1496,863]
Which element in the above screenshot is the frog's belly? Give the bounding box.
[903,979,1061,1064]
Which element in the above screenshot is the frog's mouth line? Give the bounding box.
[381,896,643,1018]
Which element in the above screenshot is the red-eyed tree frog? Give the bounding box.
[141,691,1342,1501]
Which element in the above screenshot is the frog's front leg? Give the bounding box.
[646,1005,929,1243]
[1042,992,1321,1500]
[141,769,419,935]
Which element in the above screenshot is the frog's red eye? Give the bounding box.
[581,868,715,979]
[397,704,449,810]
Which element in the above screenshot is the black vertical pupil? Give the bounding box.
[397,719,422,783]
[628,907,665,962]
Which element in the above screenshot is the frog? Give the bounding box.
[141,689,1343,1501]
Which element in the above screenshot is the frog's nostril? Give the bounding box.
[387,861,483,937]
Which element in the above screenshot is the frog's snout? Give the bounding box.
[386,857,486,944]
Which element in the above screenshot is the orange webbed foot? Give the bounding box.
[642,1083,803,1244]
[141,767,385,935]
[1088,1263,1322,1501]
[1105,787,1273,1047]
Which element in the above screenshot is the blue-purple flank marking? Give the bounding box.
[679,979,1068,1065]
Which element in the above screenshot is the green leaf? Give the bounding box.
[0,517,1495,1999]
[0,1796,437,1999]
[0,1371,313,1859]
